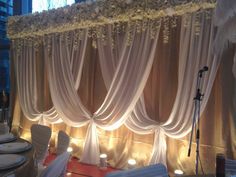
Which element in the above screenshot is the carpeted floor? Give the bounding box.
[44,154,118,177]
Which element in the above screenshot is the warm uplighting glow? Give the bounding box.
[100,154,107,169]
[20,132,31,141]
[70,137,80,145]
[128,159,136,165]
[100,154,107,158]
[179,146,188,162]
[128,159,136,169]
[66,172,72,176]
[67,147,73,153]
[174,169,184,175]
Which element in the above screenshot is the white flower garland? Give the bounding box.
[7,0,216,39]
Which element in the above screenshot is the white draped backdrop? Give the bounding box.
[12,10,223,167]
[215,0,236,78]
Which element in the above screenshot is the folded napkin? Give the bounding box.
[0,133,15,143]
[0,142,31,153]
[0,154,26,170]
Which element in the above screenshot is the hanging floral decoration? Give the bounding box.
[7,0,215,40]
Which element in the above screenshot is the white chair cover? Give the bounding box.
[31,124,51,165]
[38,152,70,177]
[225,159,236,176]
[3,173,15,177]
[105,163,168,177]
[56,130,70,155]
[0,123,9,135]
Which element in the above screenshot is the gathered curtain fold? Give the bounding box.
[94,23,160,129]
[13,40,61,123]
[46,30,91,127]
[95,10,220,165]
[125,11,220,164]
[45,22,160,164]
[161,12,220,137]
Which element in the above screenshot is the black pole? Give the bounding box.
[216,153,225,177]
[188,66,208,175]
[2,90,7,123]
[0,91,3,122]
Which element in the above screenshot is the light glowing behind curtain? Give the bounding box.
[12,9,220,168]
[98,10,220,165]
[45,23,160,164]
[32,0,74,13]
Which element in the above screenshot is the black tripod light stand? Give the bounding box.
[188,66,208,175]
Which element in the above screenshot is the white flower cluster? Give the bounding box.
[7,0,216,39]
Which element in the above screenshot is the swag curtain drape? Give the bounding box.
[161,11,219,137]
[47,31,91,126]
[13,41,60,123]
[22,22,161,164]
[124,11,219,164]
[11,9,222,169]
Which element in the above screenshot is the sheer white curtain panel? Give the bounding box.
[13,10,221,167]
[125,11,221,165]
[46,30,91,127]
[13,41,60,123]
[45,23,160,164]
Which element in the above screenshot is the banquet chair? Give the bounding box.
[2,172,15,177]
[225,158,236,176]
[38,151,70,177]
[56,130,70,155]
[0,123,9,135]
[31,124,52,166]
[105,163,168,177]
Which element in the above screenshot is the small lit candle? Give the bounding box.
[128,159,136,169]
[67,147,73,161]
[174,169,184,176]
[67,147,73,153]
[47,144,50,154]
[66,172,72,176]
[100,154,107,169]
